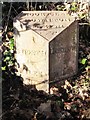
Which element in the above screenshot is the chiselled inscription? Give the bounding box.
[17,49,46,55]
[50,46,76,54]
[17,46,76,56]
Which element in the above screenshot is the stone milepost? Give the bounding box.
[14,11,79,92]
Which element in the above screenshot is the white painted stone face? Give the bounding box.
[14,11,79,92]
[15,30,49,92]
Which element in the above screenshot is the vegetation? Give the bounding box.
[1,2,90,120]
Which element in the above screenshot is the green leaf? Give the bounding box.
[1,66,6,70]
[4,56,11,62]
[81,58,87,65]
[10,45,14,50]
[4,50,10,56]
[9,38,14,50]
[8,61,14,66]
[9,38,14,43]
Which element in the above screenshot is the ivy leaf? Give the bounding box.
[9,38,14,50]
[4,50,10,56]
[1,66,6,70]
[9,38,14,44]
[8,61,14,66]
[81,58,87,65]
[4,56,11,62]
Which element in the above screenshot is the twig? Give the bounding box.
[4,2,12,33]
[12,5,18,15]
[26,0,29,11]
[35,0,37,10]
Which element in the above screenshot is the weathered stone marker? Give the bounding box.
[14,11,79,92]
